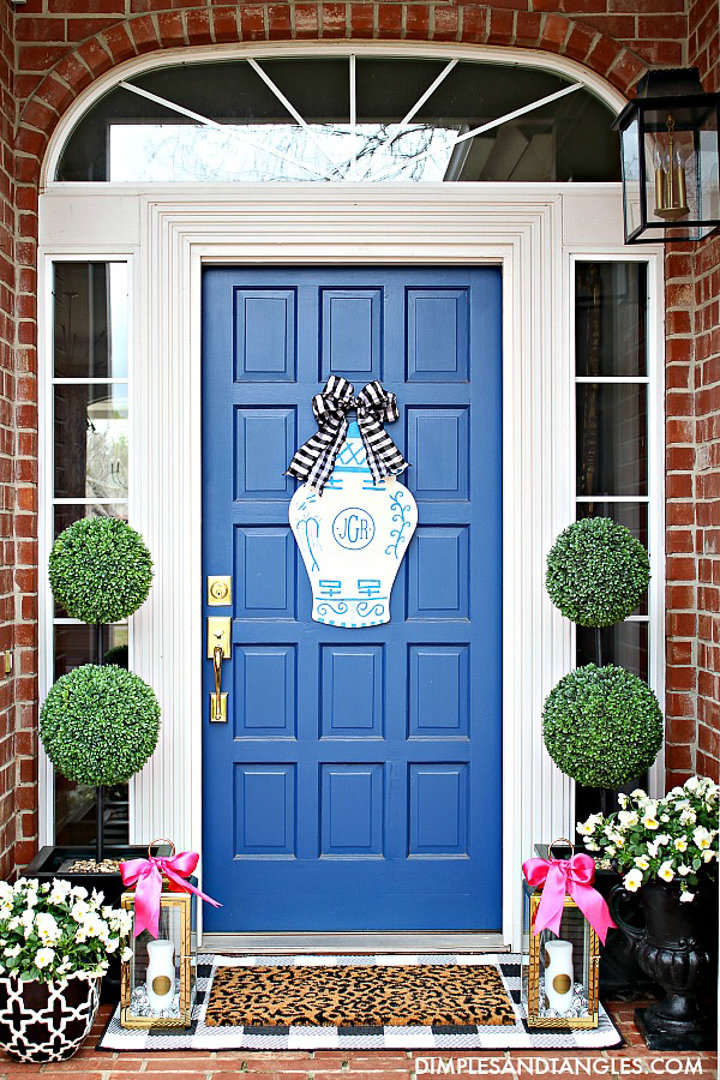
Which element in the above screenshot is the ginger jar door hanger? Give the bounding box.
[287,377,417,628]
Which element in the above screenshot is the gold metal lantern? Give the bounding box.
[120,841,196,1029]
[521,842,600,1029]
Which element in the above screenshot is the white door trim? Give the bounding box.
[38,182,664,949]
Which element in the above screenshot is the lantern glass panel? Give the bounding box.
[698,118,720,224]
[121,892,195,1028]
[641,102,719,240]
[620,114,642,239]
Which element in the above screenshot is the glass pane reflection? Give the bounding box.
[576,383,647,497]
[576,620,648,680]
[54,624,128,679]
[575,263,647,378]
[53,263,128,379]
[57,57,620,184]
[54,384,128,500]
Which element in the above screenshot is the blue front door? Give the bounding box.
[202,266,502,931]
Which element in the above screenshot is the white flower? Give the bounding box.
[646,841,659,858]
[656,834,671,846]
[618,793,629,809]
[678,864,692,876]
[634,856,650,870]
[692,826,714,850]
[71,886,88,900]
[70,901,89,923]
[631,789,647,800]
[679,891,695,902]
[35,947,55,969]
[642,815,659,830]
[703,849,716,863]
[674,837,688,852]
[623,869,644,892]
[680,808,697,826]
[0,903,12,921]
[585,841,599,852]
[669,786,685,798]
[35,912,61,945]
[658,861,675,882]
[7,916,20,932]
[106,938,119,953]
[618,810,639,828]
[121,947,133,964]
[48,880,72,905]
[606,845,616,857]
[4,944,21,958]
[19,909,34,929]
[684,776,701,793]
[81,915,108,941]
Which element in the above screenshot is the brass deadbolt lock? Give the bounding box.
[207,576,232,606]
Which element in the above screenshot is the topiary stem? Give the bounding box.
[96,622,105,865]
[595,627,603,667]
[97,783,105,864]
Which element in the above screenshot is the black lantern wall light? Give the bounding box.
[614,68,720,243]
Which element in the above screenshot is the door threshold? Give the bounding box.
[199,932,508,954]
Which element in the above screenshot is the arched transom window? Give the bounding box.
[56,54,621,184]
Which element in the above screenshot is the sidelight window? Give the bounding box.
[46,261,131,846]
[573,260,656,818]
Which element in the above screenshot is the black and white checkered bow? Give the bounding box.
[286,375,409,495]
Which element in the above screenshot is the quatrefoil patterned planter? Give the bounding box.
[289,422,417,627]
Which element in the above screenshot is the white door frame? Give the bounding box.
[38,180,665,949]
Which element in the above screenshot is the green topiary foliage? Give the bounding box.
[40,664,161,786]
[546,517,650,628]
[49,517,153,624]
[543,663,663,788]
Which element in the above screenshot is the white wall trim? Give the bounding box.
[38,183,664,949]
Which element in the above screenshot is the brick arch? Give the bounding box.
[14,3,648,179]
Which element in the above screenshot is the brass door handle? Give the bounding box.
[213,644,224,721]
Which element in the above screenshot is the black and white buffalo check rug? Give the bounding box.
[98,954,622,1051]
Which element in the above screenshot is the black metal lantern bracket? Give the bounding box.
[613,68,720,244]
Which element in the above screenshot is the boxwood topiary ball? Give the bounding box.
[543,663,663,788]
[546,518,650,628]
[40,664,161,786]
[49,517,153,624]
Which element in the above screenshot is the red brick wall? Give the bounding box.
[0,0,16,882]
[664,0,720,786]
[0,0,718,873]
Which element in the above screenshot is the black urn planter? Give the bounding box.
[609,877,718,1050]
[0,974,100,1062]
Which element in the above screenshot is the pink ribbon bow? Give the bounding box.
[121,851,222,938]
[522,853,615,946]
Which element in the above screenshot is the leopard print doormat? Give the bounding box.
[98,954,622,1051]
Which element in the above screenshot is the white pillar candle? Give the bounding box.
[146,939,175,1012]
[543,939,574,1015]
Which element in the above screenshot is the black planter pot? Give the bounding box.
[0,974,100,1062]
[609,876,718,1050]
[24,844,171,1003]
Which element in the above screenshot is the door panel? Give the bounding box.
[202,266,502,931]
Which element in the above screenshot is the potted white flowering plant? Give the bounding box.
[0,877,133,1063]
[578,776,718,1050]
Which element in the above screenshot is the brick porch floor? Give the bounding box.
[0,1002,716,1079]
